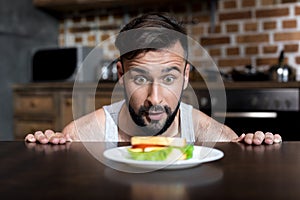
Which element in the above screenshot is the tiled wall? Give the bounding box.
[59,0,300,78]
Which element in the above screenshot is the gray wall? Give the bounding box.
[0,0,58,140]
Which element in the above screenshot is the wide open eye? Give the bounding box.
[163,75,176,85]
[134,76,149,85]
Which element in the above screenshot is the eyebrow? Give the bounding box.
[129,66,181,74]
[161,66,181,73]
[129,68,149,74]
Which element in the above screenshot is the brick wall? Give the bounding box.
[200,0,300,73]
[59,0,300,78]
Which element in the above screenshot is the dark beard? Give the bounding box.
[123,85,182,136]
[128,101,181,136]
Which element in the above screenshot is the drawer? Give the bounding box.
[14,95,55,115]
[14,119,55,140]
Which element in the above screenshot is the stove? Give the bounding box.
[196,88,300,141]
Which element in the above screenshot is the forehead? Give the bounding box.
[122,42,185,71]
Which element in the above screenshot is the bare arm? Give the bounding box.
[193,109,237,142]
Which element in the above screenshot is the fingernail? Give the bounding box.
[265,139,273,145]
[274,138,281,143]
[59,138,67,144]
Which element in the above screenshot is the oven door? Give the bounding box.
[213,111,300,141]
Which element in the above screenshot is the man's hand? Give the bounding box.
[25,129,72,144]
[231,131,282,145]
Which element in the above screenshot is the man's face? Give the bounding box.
[118,42,190,135]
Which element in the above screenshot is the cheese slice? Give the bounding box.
[131,136,186,147]
[144,147,167,152]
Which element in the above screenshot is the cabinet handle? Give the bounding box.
[30,101,36,108]
[65,99,72,106]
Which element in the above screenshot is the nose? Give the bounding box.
[146,82,163,106]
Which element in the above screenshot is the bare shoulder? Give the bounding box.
[191,108,237,142]
[62,108,106,141]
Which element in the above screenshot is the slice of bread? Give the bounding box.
[131,136,186,147]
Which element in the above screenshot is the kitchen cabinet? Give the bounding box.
[13,82,118,139]
[32,0,182,13]
[13,89,58,139]
[60,92,75,129]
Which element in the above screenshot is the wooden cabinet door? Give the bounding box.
[60,92,85,128]
[13,92,58,139]
[14,94,55,116]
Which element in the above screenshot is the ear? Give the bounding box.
[183,63,190,90]
[117,60,124,85]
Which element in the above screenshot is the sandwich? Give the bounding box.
[127,136,194,161]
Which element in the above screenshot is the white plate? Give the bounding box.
[103,146,224,170]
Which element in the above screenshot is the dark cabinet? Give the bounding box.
[33,0,182,12]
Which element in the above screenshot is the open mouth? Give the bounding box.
[147,111,165,121]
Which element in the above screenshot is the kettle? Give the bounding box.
[269,50,295,82]
[98,59,118,82]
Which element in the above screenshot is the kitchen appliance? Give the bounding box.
[97,59,118,82]
[231,65,269,81]
[32,46,102,82]
[197,88,300,141]
[269,50,296,82]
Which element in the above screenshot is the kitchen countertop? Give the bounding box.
[212,81,300,89]
[13,81,300,90]
[1,141,299,200]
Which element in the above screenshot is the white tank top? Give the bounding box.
[103,100,195,142]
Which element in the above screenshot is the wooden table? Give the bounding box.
[1,141,299,200]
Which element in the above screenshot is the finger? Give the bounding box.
[34,131,49,144]
[244,133,254,145]
[48,132,61,144]
[48,135,60,145]
[44,129,55,140]
[253,131,265,145]
[25,134,36,143]
[264,132,274,145]
[65,133,73,142]
[55,133,67,144]
[274,134,282,143]
[48,132,67,144]
[231,133,245,142]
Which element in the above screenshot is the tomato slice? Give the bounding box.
[131,144,166,149]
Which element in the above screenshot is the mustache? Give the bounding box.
[138,105,171,115]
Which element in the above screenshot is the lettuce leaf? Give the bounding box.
[181,144,194,159]
[128,145,194,161]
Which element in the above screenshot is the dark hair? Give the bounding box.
[115,12,188,61]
